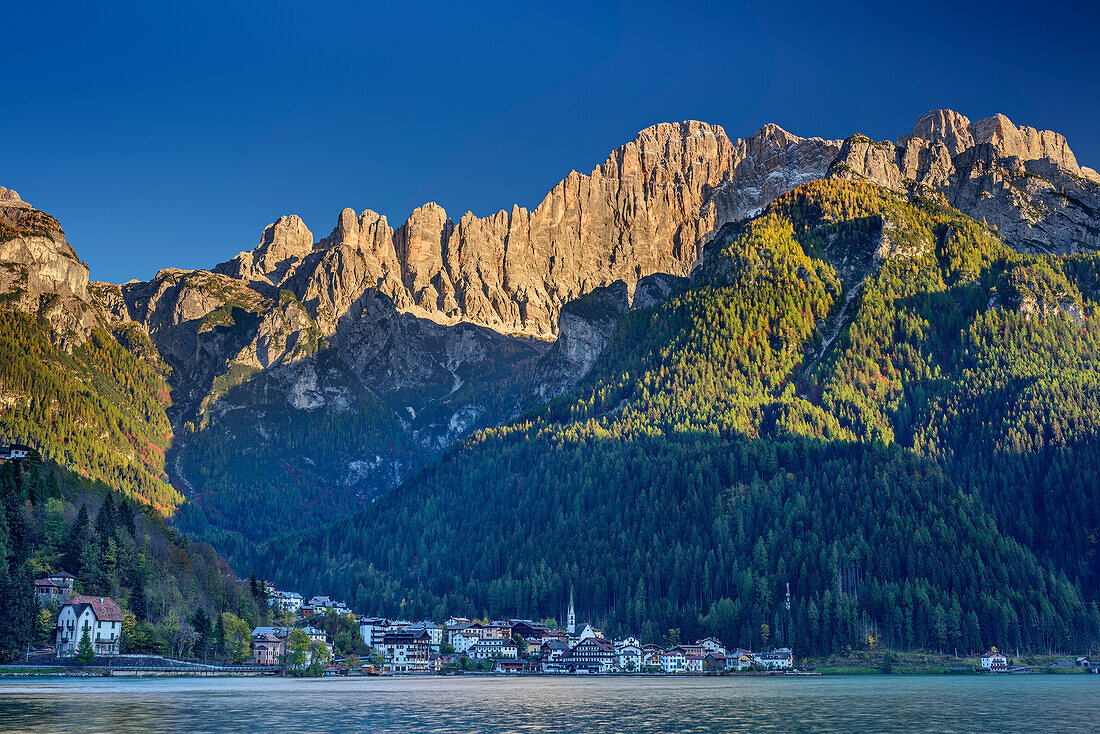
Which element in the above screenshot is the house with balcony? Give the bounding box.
[980,648,1008,672]
[34,571,75,607]
[379,629,432,673]
[55,595,123,656]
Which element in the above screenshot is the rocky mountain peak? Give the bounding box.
[0,186,31,208]
[831,109,1100,253]
[747,122,803,150]
[0,186,93,341]
[908,109,975,155]
[215,214,314,285]
[198,118,842,342]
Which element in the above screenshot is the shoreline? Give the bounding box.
[3,667,1092,679]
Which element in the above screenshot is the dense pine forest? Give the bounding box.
[0,457,271,661]
[3,178,1098,658]
[256,181,1100,655]
[0,312,181,512]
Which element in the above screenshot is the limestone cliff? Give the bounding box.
[0,187,97,343]
[4,109,1099,543]
[830,110,1100,254]
[217,121,843,339]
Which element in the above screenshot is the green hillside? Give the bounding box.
[258,180,1100,655]
[0,312,182,513]
[0,457,271,662]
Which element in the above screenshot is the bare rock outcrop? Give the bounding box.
[831,110,1100,254]
[215,215,316,285]
[217,121,842,339]
[0,187,96,341]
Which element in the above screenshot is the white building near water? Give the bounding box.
[660,649,686,673]
[615,643,643,672]
[754,648,793,669]
[981,648,1008,671]
[467,638,519,660]
[452,630,482,654]
[55,596,124,656]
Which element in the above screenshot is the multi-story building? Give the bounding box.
[34,571,75,607]
[0,444,32,463]
[359,617,407,648]
[641,644,664,669]
[379,630,432,673]
[508,619,550,639]
[563,637,615,673]
[754,648,793,669]
[451,630,482,654]
[251,633,285,665]
[615,642,643,672]
[55,596,123,656]
[269,591,303,615]
[467,638,519,660]
[696,637,725,655]
[730,648,755,670]
[980,648,1008,672]
[445,621,483,648]
[660,648,686,674]
[403,621,443,651]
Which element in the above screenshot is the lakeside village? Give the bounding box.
[41,572,799,675]
[34,569,1100,676]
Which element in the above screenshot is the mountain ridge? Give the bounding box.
[2,109,1099,548]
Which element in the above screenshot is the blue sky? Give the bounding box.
[4,1,1098,283]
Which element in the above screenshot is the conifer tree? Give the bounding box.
[95,493,116,541]
[118,498,135,536]
[62,504,90,576]
[76,626,95,664]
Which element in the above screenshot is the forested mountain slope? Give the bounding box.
[258,180,1100,655]
[0,457,269,661]
[0,188,178,512]
[3,110,1099,566]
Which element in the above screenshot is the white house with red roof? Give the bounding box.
[55,595,124,656]
[980,647,1008,671]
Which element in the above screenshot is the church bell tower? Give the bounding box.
[567,586,576,634]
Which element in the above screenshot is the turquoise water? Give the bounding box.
[0,674,1096,733]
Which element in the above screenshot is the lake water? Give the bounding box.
[0,675,1096,733]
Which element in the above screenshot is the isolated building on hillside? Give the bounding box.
[55,595,123,656]
[308,596,349,614]
[34,571,75,606]
[269,591,303,615]
[0,444,32,463]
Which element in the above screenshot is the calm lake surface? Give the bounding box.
[0,675,1096,733]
